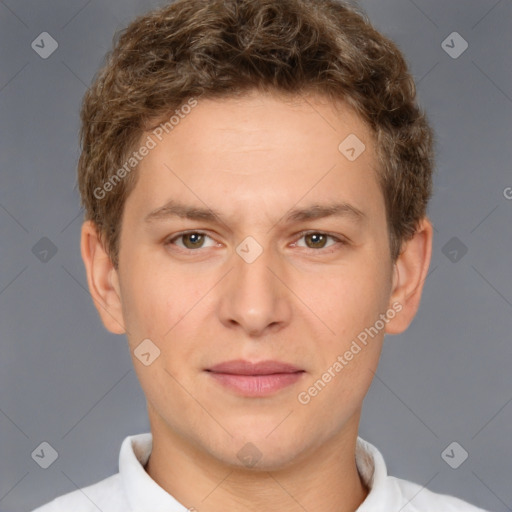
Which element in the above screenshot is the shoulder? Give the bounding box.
[392,476,489,512]
[31,473,126,512]
[355,437,489,512]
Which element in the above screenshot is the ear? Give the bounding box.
[80,220,126,334]
[385,217,433,335]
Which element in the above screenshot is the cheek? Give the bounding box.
[299,260,390,400]
[300,316,384,420]
[118,260,170,339]
[300,260,390,336]
[120,258,211,350]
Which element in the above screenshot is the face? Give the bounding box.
[91,91,417,470]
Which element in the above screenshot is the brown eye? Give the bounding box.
[293,231,345,252]
[181,232,205,249]
[166,231,216,250]
[304,233,328,249]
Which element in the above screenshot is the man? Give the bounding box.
[33,0,488,510]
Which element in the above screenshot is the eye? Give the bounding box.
[166,231,217,250]
[165,230,347,253]
[293,231,345,251]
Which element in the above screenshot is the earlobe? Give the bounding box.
[385,217,433,335]
[80,220,126,334]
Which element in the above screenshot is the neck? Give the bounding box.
[144,415,369,512]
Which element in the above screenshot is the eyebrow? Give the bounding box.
[144,199,366,226]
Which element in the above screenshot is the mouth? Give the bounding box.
[205,359,305,397]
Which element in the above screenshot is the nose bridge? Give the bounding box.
[218,239,291,335]
[236,243,276,293]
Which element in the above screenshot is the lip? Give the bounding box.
[207,359,303,375]
[206,359,305,397]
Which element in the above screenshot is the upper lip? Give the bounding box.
[206,359,304,375]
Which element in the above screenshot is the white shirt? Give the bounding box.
[32,432,488,512]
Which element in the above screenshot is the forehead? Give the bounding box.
[126,91,383,224]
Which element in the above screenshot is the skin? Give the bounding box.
[81,90,432,512]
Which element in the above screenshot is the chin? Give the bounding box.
[206,429,311,473]
[224,447,305,473]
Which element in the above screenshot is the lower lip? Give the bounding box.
[207,371,304,397]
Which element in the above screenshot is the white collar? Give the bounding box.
[119,432,402,511]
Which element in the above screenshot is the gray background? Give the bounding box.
[1,0,511,511]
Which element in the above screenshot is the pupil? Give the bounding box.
[308,233,325,248]
[185,233,203,248]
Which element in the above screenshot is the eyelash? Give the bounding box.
[165,230,347,254]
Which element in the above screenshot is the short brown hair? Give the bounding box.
[78,0,434,269]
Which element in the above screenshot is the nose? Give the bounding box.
[217,243,292,337]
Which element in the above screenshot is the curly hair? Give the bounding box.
[78,0,435,269]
